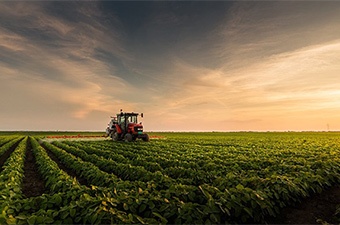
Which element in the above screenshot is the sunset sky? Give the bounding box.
[1,1,340,131]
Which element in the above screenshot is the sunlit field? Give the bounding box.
[0,132,340,224]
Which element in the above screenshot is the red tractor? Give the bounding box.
[106,110,149,142]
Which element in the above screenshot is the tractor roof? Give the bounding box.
[117,112,139,116]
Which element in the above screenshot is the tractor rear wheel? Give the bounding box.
[124,133,133,142]
[142,134,150,142]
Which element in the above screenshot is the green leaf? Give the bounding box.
[44,217,54,224]
[15,215,27,220]
[136,216,146,224]
[148,200,155,209]
[55,194,62,205]
[209,214,220,223]
[90,213,98,224]
[139,204,147,213]
[70,208,76,218]
[244,207,253,217]
[123,203,128,210]
[63,217,73,224]
[152,212,168,224]
[0,216,6,225]
[7,209,14,214]
[36,216,44,224]
[236,184,244,190]
[27,216,36,225]
[75,217,82,223]
[61,211,69,220]
[6,217,16,225]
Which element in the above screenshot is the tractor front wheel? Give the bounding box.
[112,132,119,141]
[124,133,133,142]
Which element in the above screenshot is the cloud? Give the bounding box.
[0,2,139,130]
[1,1,340,131]
[142,36,340,131]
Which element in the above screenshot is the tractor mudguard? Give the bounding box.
[115,124,122,134]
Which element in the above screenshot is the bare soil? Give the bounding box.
[150,135,166,139]
[267,184,340,224]
[22,139,46,198]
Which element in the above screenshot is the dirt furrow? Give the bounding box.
[22,138,46,198]
[267,185,340,224]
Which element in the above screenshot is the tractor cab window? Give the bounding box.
[118,116,124,125]
[127,115,137,124]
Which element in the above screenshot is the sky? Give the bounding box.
[1,1,340,132]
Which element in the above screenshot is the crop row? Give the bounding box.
[42,141,232,224]
[50,141,178,187]
[43,140,273,223]
[67,140,312,191]
[0,136,17,148]
[1,137,232,224]
[63,138,340,195]
[3,137,144,224]
[0,137,22,158]
[74,137,336,177]
[51,135,340,223]
[0,137,27,224]
[1,133,340,224]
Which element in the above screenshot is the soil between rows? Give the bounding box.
[266,184,340,224]
[22,138,46,198]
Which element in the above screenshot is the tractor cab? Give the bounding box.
[106,110,149,142]
[117,113,138,131]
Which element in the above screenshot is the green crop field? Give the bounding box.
[0,132,340,224]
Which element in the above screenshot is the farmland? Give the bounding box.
[0,132,340,224]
